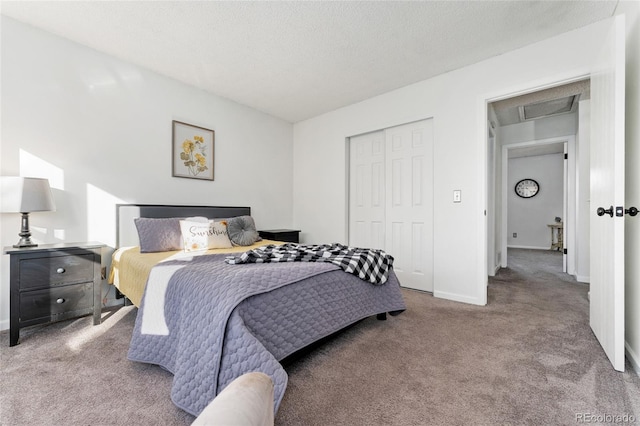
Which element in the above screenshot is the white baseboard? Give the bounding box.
[507,245,552,250]
[488,264,501,277]
[626,342,640,375]
[434,290,486,306]
[576,275,590,283]
[488,265,501,277]
[0,318,8,332]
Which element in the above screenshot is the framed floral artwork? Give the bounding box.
[172,120,215,180]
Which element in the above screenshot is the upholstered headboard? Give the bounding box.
[116,204,251,248]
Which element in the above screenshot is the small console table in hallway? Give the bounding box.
[547,223,563,251]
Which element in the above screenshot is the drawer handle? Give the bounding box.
[56,298,66,304]
[56,267,66,274]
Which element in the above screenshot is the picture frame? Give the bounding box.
[172,120,215,180]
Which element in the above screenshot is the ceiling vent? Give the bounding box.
[518,95,578,122]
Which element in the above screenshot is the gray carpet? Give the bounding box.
[1,249,638,425]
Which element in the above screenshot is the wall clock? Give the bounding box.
[515,178,539,198]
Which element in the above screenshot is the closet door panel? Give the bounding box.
[348,120,433,293]
[349,131,385,250]
[385,120,434,292]
[390,221,405,273]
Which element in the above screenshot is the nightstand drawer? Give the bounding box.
[19,254,94,289]
[20,282,94,323]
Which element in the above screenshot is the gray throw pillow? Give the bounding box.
[226,216,261,246]
[134,217,182,252]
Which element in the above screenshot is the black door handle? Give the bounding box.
[626,207,639,217]
[597,206,614,217]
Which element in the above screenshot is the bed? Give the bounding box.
[110,204,406,417]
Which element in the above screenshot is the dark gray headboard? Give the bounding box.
[116,204,251,247]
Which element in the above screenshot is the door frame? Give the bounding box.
[487,123,498,276]
[477,72,591,305]
[499,136,576,272]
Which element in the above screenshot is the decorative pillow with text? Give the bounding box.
[179,220,233,252]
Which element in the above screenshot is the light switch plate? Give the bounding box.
[453,190,461,203]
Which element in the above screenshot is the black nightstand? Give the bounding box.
[258,229,301,243]
[4,242,105,346]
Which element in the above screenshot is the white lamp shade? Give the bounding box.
[1,177,56,213]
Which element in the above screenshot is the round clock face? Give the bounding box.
[515,178,539,198]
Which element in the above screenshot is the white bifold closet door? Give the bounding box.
[349,119,434,292]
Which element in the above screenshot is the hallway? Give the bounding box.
[504,248,577,285]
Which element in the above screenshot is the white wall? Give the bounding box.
[617,0,640,373]
[0,17,294,330]
[293,18,613,306]
[507,154,564,249]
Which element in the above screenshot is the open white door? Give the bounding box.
[590,15,625,372]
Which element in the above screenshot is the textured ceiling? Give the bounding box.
[1,1,617,123]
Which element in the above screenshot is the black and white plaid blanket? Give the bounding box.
[225,243,394,285]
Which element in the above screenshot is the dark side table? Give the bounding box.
[258,229,301,243]
[4,242,105,346]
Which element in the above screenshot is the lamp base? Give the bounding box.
[13,213,38,248]
[13,241,38,248]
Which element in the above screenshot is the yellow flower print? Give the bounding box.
[182,140,195,153]
[180,134,208,176]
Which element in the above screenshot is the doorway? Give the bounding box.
[502,138,572,274]
[486,79,589,282]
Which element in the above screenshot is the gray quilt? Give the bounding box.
[127,253,406,416]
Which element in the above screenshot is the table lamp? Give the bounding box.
[1,177,56,248]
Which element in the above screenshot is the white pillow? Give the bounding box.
[179,220,233,252]
[208,220,234,249]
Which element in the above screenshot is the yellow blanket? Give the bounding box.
[109,240,282,307]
